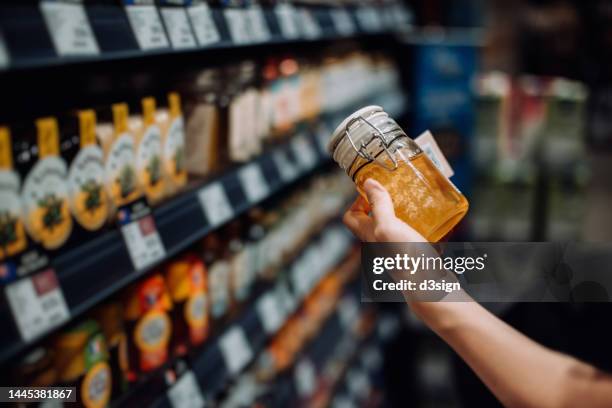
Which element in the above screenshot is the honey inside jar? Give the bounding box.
[329,106,468,242]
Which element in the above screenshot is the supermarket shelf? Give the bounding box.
[132,224,356,408]
[0,2,411,72]
[0,122,332,365]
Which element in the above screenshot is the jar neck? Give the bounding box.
[347,135,422,181]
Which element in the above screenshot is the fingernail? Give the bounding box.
[364,178,382,191]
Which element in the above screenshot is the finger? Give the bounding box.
[343,206,374,241]
[363,178,396,226]
[348,195,371,214]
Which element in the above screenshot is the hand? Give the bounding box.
[343,178,427,242]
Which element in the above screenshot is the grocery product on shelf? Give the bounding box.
[328,106,468,242]
[68,110,109,232]
[99,103,141,216]
[165,254,209,356]
[11,346,57,387]
[0,127,27,260]
[22,117,73,250]
[123,273,173,379]
[135,97,165,205]
[53,320,112,408]
[159,92,188,196]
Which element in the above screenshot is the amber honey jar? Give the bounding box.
[328,106,468,242]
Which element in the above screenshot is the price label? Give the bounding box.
[246,5,271,43]
[160,7,197,50]
[290,256,310,297]
[338,296,359,330]
[40,2,99,56]
[330,8,356,36]
[275,4,300,39]
[167,371,205,408]
[198,182,233,227]
[276,282,297,314]
[125,5,170,50]
[256,292,284,334]
[238,163,269,204]
[220,326,253,375]
[356,7,383,33]
[5,269,70,342]
[291,135,318,171]
[361,346,383,371]
[224,8,250,45]
[272,149,299,182]
[347,369,370,399]
[120,214,166,271]
[297,8,321,39]
[294,359,316,397]
[187,3,220,46]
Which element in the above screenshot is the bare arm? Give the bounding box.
[344,178,612,408]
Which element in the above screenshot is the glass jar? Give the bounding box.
[328,106,468,242]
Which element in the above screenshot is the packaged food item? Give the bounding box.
[165,254,209,355]
[158,92,187,196]
[0,127,27,260]
[201,233,230,319]
[184,68,227,175]
[67,110,109,232]
[53,320,112,408]
[21,117,72,249]
[225,220,252,303]
[134,97,165,205]
[123,273,173,378]
[98,103,141,215]
[328,106,469,242]
[93,302,128,400]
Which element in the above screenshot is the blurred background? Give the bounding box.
[0,0,611,407]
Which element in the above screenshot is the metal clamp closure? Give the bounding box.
[344,114,399,172]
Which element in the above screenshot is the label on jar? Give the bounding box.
[134,310,171,372]
[163,117,187,188]
[414,130,454,178]
[184,292,208,345]
[22,157,72,250]
[105,134,139,206]
[136,125,164,203]
[68,145,108,231]
[81,361,112,408]
[208,260,230,318]
[0,170,27,259]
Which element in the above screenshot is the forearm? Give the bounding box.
[410,301,612,408]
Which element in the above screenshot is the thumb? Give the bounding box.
[363,178,396,227]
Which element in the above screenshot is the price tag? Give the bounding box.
[356,7,383,33]
[347,369,370,399]
[120,213,166,271]
[362,346,383,371]
[198,182,233,227]
[125,5,170,50]
[160,7,197,50]
[187,3,220,46]
[276,282,297,314]
[330,8,356,36]
[5,269,70,342]
[297,8,321,39]
[272,149,299,182]
[294,359,316,397]
[238,163,269,204]
[167,370,205,408]
[275,4,300,39]
[224,8,250,45]
[291,135,318,171]
[220,326,253,375]
[338,296,359,330]
[246,5,271,43]
[40,2,100,56]
[256,292,284,334]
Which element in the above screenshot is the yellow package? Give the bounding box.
[0,127,28,259]
[135,97,165,205]
[21,118,72,250]
[67,110,109,231]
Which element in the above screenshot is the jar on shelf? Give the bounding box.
[328,106,469,242]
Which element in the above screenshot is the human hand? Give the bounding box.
[343,178,427,243]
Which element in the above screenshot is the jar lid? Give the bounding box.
[327,105,383,156]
